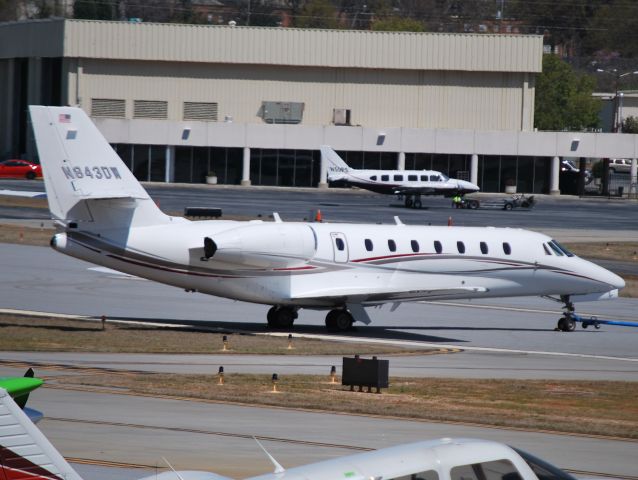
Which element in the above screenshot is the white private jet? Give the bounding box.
[0,387,581,480]
[321,146,480,208]
[29,106,623,332]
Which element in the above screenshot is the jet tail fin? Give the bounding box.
[320,146,351,180]
[0,388,83,480]
[29,106,169,229]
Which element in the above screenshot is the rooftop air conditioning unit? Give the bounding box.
[333,108,351,126]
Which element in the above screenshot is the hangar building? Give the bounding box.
[1,19,637,194]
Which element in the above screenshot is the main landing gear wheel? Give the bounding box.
[413,198,422,209]
[267,306,297,329]
[325,309,354,332]
[404,196,413,208]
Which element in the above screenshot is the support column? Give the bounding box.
[470,154,478,186]
[165,146,175,183]
[241,147,251,186]
[26,57,42,161]
[550,156,560,195]
[630,158,637,197]
[397,151,405,170]
[318,148,328,189]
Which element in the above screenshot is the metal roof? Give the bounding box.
[0,19,542,72]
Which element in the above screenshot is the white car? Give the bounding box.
[609,158,632,174]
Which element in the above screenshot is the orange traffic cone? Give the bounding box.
[448,216,453,226]
[315,209,323,222]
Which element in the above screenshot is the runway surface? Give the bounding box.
[0,382,634,480]
[1,180,637,479]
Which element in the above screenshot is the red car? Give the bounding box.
[0,159,42,179]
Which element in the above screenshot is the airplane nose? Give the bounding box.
[459,180,480,191]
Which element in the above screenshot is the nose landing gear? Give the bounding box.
[555,296,576,332]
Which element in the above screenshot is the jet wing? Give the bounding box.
[291,285,487,304]
[393,186,437,195]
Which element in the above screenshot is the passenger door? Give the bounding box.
[330,232,349,263]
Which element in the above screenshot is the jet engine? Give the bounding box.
[202,223,316,269]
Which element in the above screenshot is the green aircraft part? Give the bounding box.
[0,376,43,408]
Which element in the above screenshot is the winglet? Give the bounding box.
[253,437,285,474]
[393,216,404,226]
[273,212,283,223]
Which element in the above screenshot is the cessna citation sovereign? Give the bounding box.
[30,106,623,332]
[322,146,480,208]
[0,387,583,480]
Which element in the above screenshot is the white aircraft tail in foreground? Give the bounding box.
[321,146,480,209]
[30,106,623,332]
[0,387,578,480]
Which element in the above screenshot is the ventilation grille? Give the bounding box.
[91,99,126,118]
[183,102,218,121]
[133,100,168,119]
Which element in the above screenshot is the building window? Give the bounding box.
[365,239,373,251]
[388,239,396,252]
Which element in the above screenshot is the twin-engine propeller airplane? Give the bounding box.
[30,106,624,332]
[0,386,580,480]
[321,146,480,208]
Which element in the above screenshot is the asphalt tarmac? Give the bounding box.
[0,384,633,480]
[1,180,637,479]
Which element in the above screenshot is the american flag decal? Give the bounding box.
[58,113,71,123]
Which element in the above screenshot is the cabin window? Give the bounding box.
[389,470,439,480]
[381,175,390,181]
[451,459,522,480]
[550,239,574,257]
[393,174,403,181]
[408,174,418,181]
[434,240,442,254]
[420,175,428,181]
[503,242,511,255]
[480,242,488,254]
[457,241,465,254]
[365,239,373,251]
[411,240,419,252]
[370,175,377,181]
[335,238,345,251]
[543,243,552,255]
[388,239,397,252]
[430,175,440,181]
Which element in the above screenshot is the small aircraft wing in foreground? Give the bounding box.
[0,368,44,423]
[321,146,480,208]
[0,387,577,480]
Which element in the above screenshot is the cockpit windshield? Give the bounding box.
[549,240,574,257]
[512,447,578,480]
[440,173,449,182]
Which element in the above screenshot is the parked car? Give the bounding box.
[560,159,593,184]
[609,158,631,174]
[0,159,42,179]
